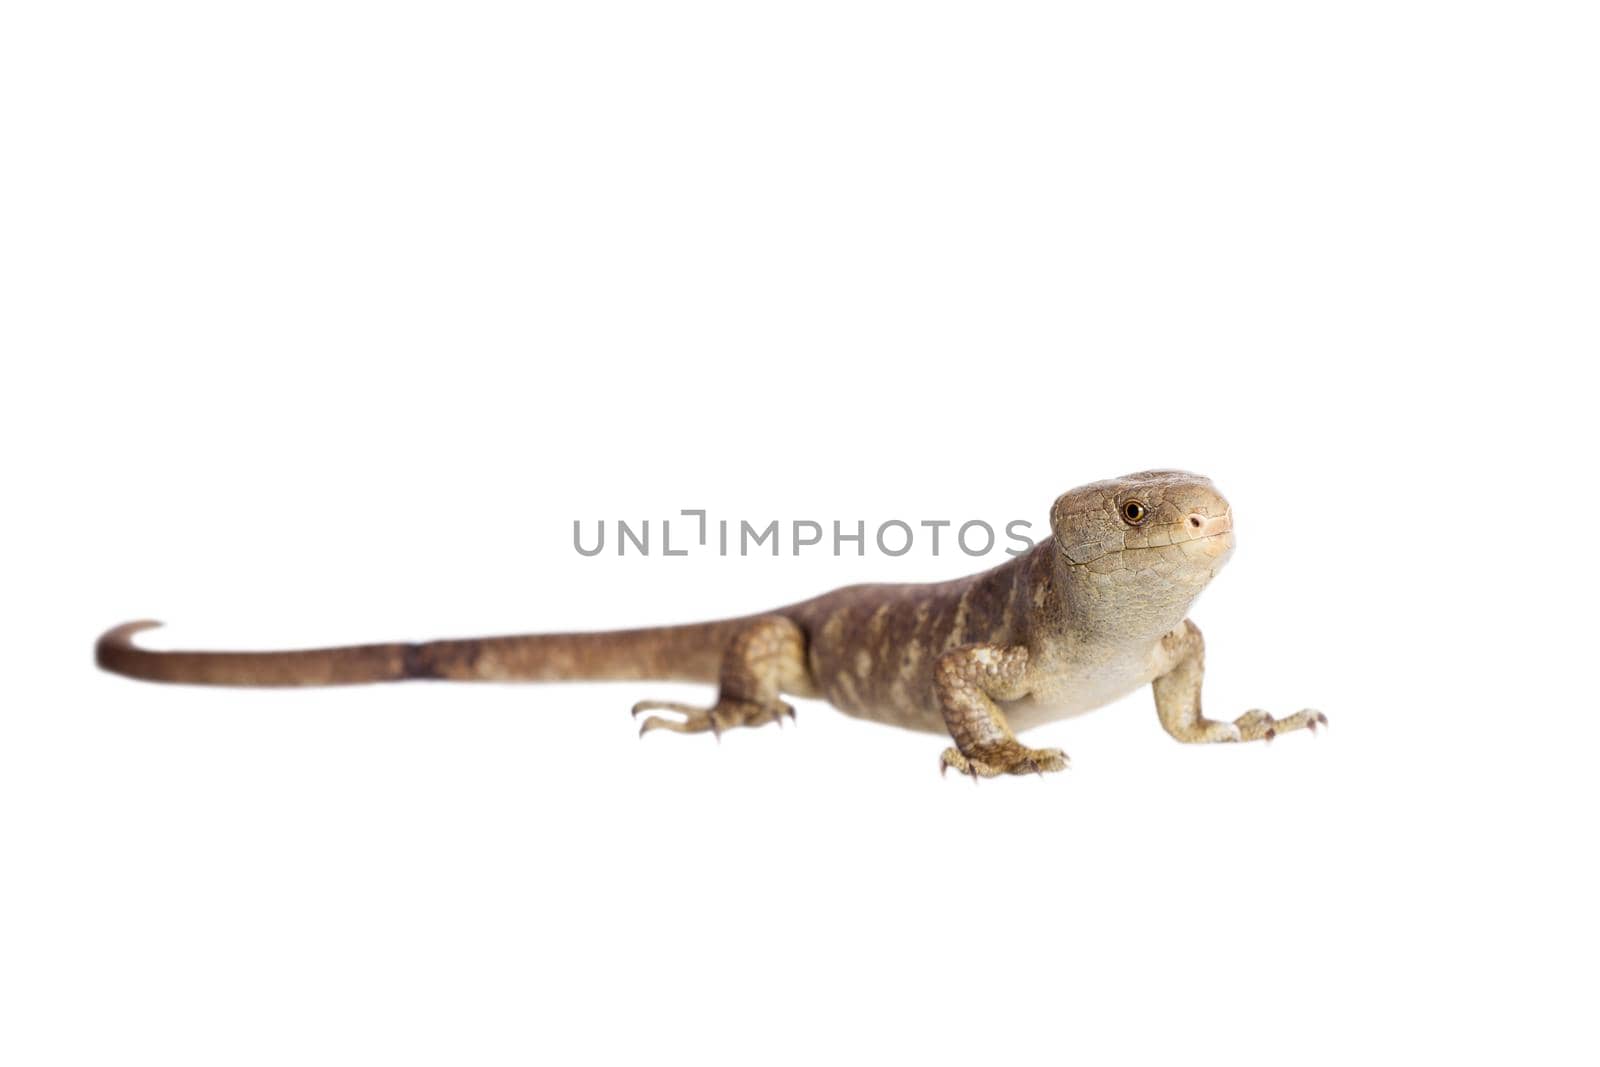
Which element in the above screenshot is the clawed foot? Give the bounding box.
[632,697,795,738]
[1233,708,1328,742]
[940,739,1070,780]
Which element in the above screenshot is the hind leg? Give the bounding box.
[632,615,809,738]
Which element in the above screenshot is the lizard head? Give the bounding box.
[1050,470,1235,614]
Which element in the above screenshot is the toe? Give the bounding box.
[1013,747,1069,775]
[639,714,702,736]
[632,699,697,718]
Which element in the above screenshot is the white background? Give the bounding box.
[3,2,1596,1064]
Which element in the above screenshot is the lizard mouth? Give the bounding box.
[1057,528,1235,568]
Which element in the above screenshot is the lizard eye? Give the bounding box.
[1120,500,1148,525]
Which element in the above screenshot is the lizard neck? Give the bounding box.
[1045,538,1210,647]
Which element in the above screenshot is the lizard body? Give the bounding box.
[96,470,1324,776]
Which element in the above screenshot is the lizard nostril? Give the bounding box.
[1189,515,1204,529]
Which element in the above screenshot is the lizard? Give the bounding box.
[94,469,1325,777]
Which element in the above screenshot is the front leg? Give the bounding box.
[1153,620,1327,743]
[935,644,1068,778]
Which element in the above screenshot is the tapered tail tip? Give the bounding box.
[95,620,164,667]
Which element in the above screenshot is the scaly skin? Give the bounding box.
[95,470,1324,777]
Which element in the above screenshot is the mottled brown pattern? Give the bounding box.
[783,548,1047,732]
[96,471,1326,777]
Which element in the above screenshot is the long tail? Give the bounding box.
[94,617,750,687]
